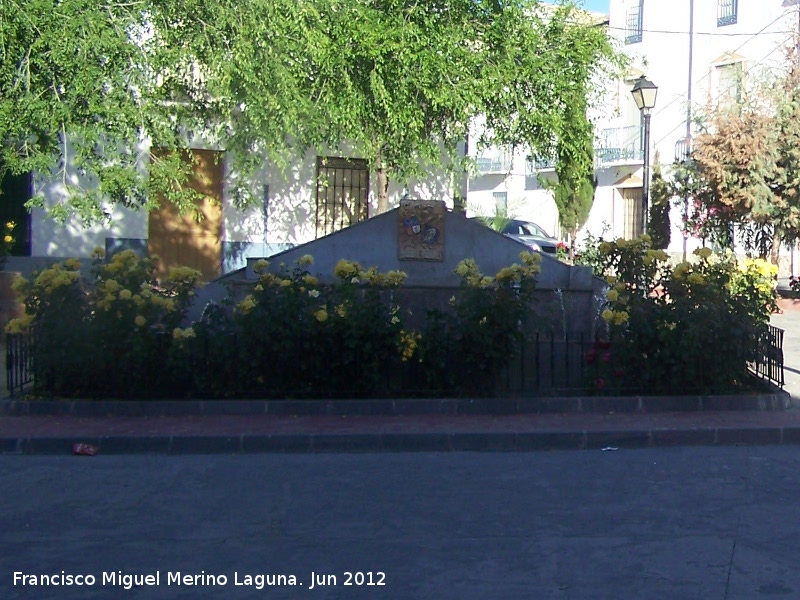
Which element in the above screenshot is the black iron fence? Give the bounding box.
[747,324,784,388]
[5,326,786,398]
[6,329,34,396]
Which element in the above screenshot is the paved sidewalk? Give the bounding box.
[0,310,796,455]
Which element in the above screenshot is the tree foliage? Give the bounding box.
[647,156,671,250]
[670,64,800,262]
[0,0,203,222]
[2,0,623,222]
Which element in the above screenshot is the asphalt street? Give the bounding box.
[2,447,800,600]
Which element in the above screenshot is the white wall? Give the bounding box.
[31,143,454,258]
[604,0,797,259]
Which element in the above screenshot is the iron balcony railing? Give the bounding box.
[595,125,644,166]
[475,149,513,175]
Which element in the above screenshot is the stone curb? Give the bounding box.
[3,426,800,455]
[0,390,791,418]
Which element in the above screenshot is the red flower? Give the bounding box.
[595,377,606,389]
[584,349,597,364]
[595,340,611,350]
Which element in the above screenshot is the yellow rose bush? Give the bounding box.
[8,250,203,397]
[593,236,778,394]
[10,247,547,398]
[413,252,540,395]
[225,255,411,397]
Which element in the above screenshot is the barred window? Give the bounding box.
[625,1,643,44]
[718,0,737,27]
[315,157,369,238]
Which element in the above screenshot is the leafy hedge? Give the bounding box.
[7,250,541,398]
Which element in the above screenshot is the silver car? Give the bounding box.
[500,220,560,254]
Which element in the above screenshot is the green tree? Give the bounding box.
[669,62,800,263]
[3,0,623,222]
[0,0,202,222]
[647,155,671,250]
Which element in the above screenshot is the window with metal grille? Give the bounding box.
[315,156,369,238]
[493,192,508,216]
[625,1,643,44]
[622,188,643,240]
[718,0,737,26]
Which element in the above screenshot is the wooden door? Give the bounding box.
[148,149,223,281]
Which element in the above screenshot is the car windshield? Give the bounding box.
[505,221,551,238]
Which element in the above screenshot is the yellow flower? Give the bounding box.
[688,273,705,285]
[11,275,29,295]
[119,289,132,300]
[640,233,652,243]
[601,309,614,322]
[104,279,120,293]
[308,289,320,298]
[386,270,407,287]
[335,304,347,317]
[520,251,541,264]
[64,258,81,270]
[3,235,12,244]
[455,258,478,277]
[279,278,292,287]
[134,315,146,327]
[673,263,689,280]
[334,259,360,280]
[495,267,517,282]
[253,259,270,274]
[92,246,105,259]
[606,289,619,302]
[606,275,616,285]
[298,254,314,266]
[303,274,318,286]
[695,247,713,260]
[314,308,328,322]
[237,295,257,313]
[167,266,202,285]
[613,311,629,325]
[5,314,32,334]
[172,327,196,340]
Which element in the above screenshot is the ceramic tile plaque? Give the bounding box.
[398,199,445,261]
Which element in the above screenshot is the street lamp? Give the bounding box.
[630,75,658,235]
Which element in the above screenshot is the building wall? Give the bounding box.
[604,0,797,260]
[476,1,799,264]
[28,144,454,273]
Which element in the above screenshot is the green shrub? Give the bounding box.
[414,252,541,395]
[593,237,776,394]
[8,249,203,397]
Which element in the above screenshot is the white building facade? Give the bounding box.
[467,0,800,268]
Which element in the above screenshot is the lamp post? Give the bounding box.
[630,75,658,235]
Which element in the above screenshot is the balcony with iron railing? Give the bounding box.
[475,148,513,175]
[594,125,644,167]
